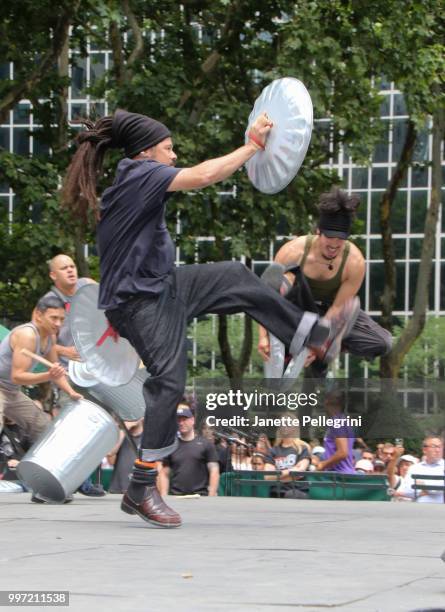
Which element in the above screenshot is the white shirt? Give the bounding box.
[398,458,444,503]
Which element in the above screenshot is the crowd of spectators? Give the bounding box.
[1,386,444,505]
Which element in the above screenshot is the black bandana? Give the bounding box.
[318,211,352,239]
[112,109,171,158]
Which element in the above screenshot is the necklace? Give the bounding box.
[316,258,336,271]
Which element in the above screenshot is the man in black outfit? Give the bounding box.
[62,109,359,528]
[159,404,219,497]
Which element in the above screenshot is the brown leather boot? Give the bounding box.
[121,486,182,528]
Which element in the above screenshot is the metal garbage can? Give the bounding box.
[17,399,119,503]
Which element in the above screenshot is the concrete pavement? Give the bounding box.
[0,493,444,611]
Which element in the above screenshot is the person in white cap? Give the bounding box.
[395,437,443,503]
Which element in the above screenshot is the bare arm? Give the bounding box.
[325,249,365,319]
[11,332,81,400]
[387,446,404,489]
[45,344,83,399]
[10,329,66,386]
[207,462,220,496]
[168,112,272,191]
[317,438,349,471]
[54,344,81,361]
[257,238,303,361]
[158,465,171,496]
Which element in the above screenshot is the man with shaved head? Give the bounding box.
[45,254,95,365]
[41,255,104,497]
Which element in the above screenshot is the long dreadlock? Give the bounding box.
[61,115,114,223]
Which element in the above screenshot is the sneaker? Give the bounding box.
[309,297,360,364]
[261,263,291,295]
[77,483,106,497]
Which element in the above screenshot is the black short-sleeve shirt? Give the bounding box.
[163,436,219,495]
[97,158,181,310]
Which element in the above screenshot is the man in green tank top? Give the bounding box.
[258,187,392,376]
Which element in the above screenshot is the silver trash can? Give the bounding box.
[17,399,119,503]
[87,369,147,421]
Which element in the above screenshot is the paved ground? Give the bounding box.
[0,493,444,612]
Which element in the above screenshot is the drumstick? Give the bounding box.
[20,348,53,368]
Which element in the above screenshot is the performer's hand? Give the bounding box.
[257,335,271,361]
[394,445,405,458]
[48,362,66,381]
[249,112,273,148]
[63,345,81,361]
[69,391,83,401]
[304,350,317,367]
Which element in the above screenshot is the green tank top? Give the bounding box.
[300,235,350,305]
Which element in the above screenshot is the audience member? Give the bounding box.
[381,442,395,467]
[386,446,418,500]
[315,391,355,474]
[355,459,374,474]
[251,452,275,472]
[201,424,232,474]
[373,459,386,473]
[361,449,375,462]
[230,435,253,471]
[269,423,311,499]
[254,433,274,464]
[159,404,219,496]
[395,436,444,503]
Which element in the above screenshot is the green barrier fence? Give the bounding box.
[219,470,390,501]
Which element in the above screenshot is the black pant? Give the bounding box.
[107,262,312,461]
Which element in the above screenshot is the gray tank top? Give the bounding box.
[0,322,53,391]
[44,278,90,366]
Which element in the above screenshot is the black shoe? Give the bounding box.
[31,494,74,504]
[121,486,182,528]
[77,483,106,497]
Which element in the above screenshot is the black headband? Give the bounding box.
[112,109,171,158]
[318,211,352,239]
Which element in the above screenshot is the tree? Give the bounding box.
[0,0,95,320]
[361,1,445,378]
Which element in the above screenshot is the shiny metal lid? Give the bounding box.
[70,284,139,387]
[245,77,313,194]
[68,360,98,388]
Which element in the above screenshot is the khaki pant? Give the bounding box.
[0,385,50,445]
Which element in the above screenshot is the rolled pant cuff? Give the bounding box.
[140,439,179,462]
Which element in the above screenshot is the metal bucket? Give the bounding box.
[87,369,147,422]
[17,399,119,503]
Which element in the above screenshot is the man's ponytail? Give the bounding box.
[61,115,114,223]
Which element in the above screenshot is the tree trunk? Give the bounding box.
[379,120,417,332]
[382,106,444,379]
[54,27,70,155]
[217,257,253,387]
[74,231,90,278]
[379,120,417,377]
